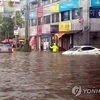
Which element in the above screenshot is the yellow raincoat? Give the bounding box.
[50,43,58,53]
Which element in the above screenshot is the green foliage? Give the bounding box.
[20,40,32,52]
[12,11,24,28]
[0,16,14,39]
[0,11,23,39]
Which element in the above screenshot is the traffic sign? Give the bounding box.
[3,14,12,18]
[14,30,19,35]
[14,26,20,35]
[14,25,18,30]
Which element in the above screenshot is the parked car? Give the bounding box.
[0,43,13,53]
[62,46,100,55]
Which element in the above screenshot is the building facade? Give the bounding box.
[20,0,100,50]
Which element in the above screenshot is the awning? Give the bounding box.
[55,33,65,39]
[65,30,82,34]
[19,40,24,42]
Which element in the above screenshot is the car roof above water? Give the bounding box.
[73,45,96,48]
[0,43,11,46]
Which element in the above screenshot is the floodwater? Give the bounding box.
[0,51,100,100]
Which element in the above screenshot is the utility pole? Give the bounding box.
[20,0,31,52]
[25,0,29,41]
[82,0,90,45]
[14,12,18,49]
[13,0,18,49]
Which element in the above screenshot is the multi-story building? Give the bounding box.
[20,0,100,50]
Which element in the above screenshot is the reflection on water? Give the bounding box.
[0,51,100,100]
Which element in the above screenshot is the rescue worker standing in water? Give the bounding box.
[50,43,58,53]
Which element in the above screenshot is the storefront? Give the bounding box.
[40,34,51,50]
[56,22,72,50]
[50,24,59,44]
[41,25,51,50]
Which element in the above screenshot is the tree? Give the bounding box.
[12,11,24,28]
[0,11,23,40]
[0,16,14,39]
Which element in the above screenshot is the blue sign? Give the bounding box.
[3,14,12,18]
[91,0,100,7]
[14,25,18,30]
[29,11,36,19]
[59,0,79,12]
[90,7,100,18]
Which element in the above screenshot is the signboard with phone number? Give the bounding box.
[90,7,100,18]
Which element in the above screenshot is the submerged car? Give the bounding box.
[62,46,100,55]
[0,43,13,53]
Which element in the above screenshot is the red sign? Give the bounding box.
[0,0,3,6]
[37,25,42,35]
[37,7,43,18]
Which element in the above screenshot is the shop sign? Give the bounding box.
[50,4,59,13]
[30,27,37,36]
[90,0,100,7]
[59,0,79,12]
[90,7,100,18]
[42,25,50,33]
[59,22,71,32]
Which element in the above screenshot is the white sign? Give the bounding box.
[0,6,4,12]
[14,27,20,35]
[42,25,50,34]
[14,30,19,35]
[30,27,37,36]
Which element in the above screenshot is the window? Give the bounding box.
[52,0,59,3]
[52,13,59,23]
[30,19,36,26]
[68,47,81,51]
[30,4,37,9]
[43,15,50,24]
[38,17,42,25]
[61,11,70,21]
[72,8,82,19]
[51,25,58,33]
[40,0,50,6]
[82,47,95,51]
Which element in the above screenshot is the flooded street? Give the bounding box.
[0,51,100,100]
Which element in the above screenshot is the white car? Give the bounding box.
[62,46,100,55]
[0,43,13,53]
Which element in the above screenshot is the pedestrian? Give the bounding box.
[50,43,58,53]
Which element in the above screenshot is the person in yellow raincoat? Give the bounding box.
[50,43,58,53]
